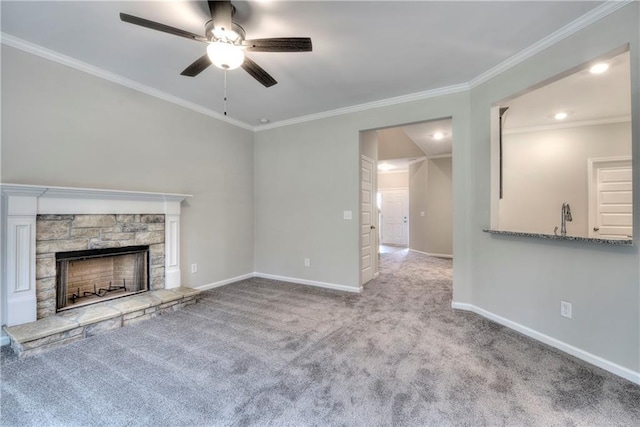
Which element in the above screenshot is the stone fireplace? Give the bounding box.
[35,213,166,318]
[55,245,150,312]
[1,184,191,329]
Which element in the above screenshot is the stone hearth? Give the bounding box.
[4,287,200,357]
[1,184,191,332]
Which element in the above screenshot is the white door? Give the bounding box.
[589,158,632,239]
[361,155,375,285]
[381,189,409,245]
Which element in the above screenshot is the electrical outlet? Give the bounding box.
[560,300,572,319]
[304,258,310,267]
[191,263,198,274]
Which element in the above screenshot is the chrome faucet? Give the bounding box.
[561,202,572,236]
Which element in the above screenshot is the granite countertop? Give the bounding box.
[483,229,633,246]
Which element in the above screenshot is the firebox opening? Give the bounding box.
[56,245,150,312]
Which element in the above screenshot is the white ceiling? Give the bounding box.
[401,119,452,158]
[377,118,452,173]
[503,50,631,130]
[1,1,605,127]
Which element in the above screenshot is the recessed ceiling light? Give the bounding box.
[378,163,394,171]
[589,63,609,74]
[433,132,444,140]
[554,112,568,120]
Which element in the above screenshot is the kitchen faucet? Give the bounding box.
[561,202,572,236]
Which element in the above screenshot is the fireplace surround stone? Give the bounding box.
[1,184,191,332]
[37,214,165,318]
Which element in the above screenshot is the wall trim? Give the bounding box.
[255,272,362,293]
[451,302,640,385]
[255,83,470,131]
[468,0,633,89]
[409,249,453,259]
[0,33,253,132]
[503,115,631,135]
[194,273,255,292]
[428,154,453,160]
[2,1,630,133]
[193,272,362,294]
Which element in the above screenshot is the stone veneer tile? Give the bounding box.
[134,231,164,245]
[173,287,200,298]
[116,214,135,223]
[150,289,184,303]
[37,220,71,241]
[5,316,78,343]
[70,228,101,239]
[85,318,122,337]
[20,327,84,350]
[72,215,117,228]
[140,214,164,223]
[58,305,122,326]
[20,335,84,358]
[36,239,87,254]
[107,293,159,314]
[36,255,56,279]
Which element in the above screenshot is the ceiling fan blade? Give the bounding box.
[243,38,312,52]
[180,54,213,77]
[208,1,233,31]
[242,57,277,88]
[120,13,207,43]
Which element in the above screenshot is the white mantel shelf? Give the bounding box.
[1,183,192,329]
[1,183,191,202]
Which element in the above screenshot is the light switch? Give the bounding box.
[343,211,353,220]
[420,211,425,217]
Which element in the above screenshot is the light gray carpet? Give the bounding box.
[1,250,639,426]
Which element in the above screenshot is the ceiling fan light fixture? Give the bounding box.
[207,41,245,70]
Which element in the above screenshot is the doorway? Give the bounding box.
[379,189,409,246]
[588,157,632,239]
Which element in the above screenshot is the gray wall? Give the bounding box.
[378,171,408,189]
[377,128,424,160]
[500,122,631,236]
[409,158,453,256]
[254,92,472,292]
[1,46,255,288]
[469,5,639,372]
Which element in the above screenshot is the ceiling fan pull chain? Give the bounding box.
[223,68,228,116]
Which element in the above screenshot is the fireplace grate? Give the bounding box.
[56,245,150,312]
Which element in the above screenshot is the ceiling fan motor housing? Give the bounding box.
[205,20,246,44]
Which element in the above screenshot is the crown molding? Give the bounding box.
[0,33,254,131]
[1,0,632,133]
[254,83,470,131]
[469,0,633,89]
[503,115,631,135]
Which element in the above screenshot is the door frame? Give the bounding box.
[587,156,632,238]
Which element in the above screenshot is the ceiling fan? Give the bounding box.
[120,0,312,88]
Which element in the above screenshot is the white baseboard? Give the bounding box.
[409,249,453,259]
[194,272,362,294]
[451,302,640,385]
[254,272,362,293]
[194,273,255,292]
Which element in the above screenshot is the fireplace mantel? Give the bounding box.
[1,184,192,328]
